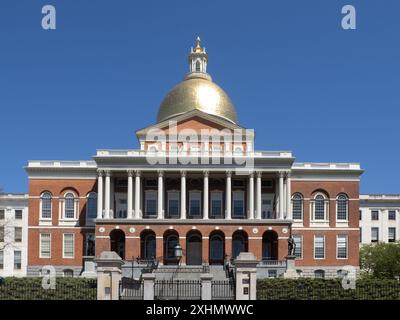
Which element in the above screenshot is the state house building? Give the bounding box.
[26,38,363,278]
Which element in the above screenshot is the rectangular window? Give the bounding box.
[337,235,348,259]
[0,250,3,269]
[314,236,325,259]
[0,209,4,220]
[189,191,201,217]
[232,191,245,218]
[0,226,4,242]
[210,192,223,218]
[14,227,22,242]
[40,233,51,258]
[371,227,379,242]
[293,235,302,258]
[167,191,180,218]
[145,191,157,217]
[359,227,362,243]
[359,210,362,220]
[388,210,396,220]
[268,270,277,278]
[371,210,379,220]
[15,210,23,220]
[388,228,396,243]
[14,251,21,270]
[63,234,75,258]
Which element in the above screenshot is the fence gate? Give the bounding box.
[119,278,144,300]
[155,280,201,300]
[211,280,235,300]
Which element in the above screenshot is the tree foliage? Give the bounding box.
[360,242,400,279]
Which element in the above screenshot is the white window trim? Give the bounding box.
[291,193,304,222]
[310,193,329,226]
[39,192,53,224]
[39,233,51,259]
[336,194,349,225]
[63,233,75,259]
[189,190,202,217]
[313,235,325,260]
[60,192,79,223]
[167,190,180,217]
[336,235,348,259]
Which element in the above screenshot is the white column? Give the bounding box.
[283,176,287,219]
[127,170,133,219]
[181,171,186,219]
[134,171,141,218]
[256,172,262,219]
[279,172,284,219]
[249,173,254,219]
[203,171,209,219]
[157,170,163,219]
[97,171,103,219]
[110,176,114,218]
[226,171,232,219]
[286,172,292,220]
[104,171,111,219]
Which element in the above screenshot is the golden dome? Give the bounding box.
[157,74,238,124]
[156,37,238,124]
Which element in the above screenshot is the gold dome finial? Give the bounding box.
[194,36,203,53]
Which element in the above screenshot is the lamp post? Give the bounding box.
[174,244,183,262]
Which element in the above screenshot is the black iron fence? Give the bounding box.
[211,280,235,300]
[0,278,97,300]
[119,278,144,300]
[154,280,201,300]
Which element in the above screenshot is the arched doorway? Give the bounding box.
[232,230,248,259]
[140,230,156,260]
[110,229,125,259]
[163,230,180,265]
[262,230,278,260]
[186,231,202,265]
[209,231,225,265]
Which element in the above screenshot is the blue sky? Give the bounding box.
[0,0,399,194]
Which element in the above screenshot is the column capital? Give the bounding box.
[249,171,254,178]
[135,170,141,177]
[157,170,164,177]
[226,170,232,178]
[278,171,285,178]
[97,169,104,176]
[256,171,262,178]
[285,171,291,178]
[181,170,187,177]
[203,170,209,177]
[104,170,112,177]
[127,170,133,177]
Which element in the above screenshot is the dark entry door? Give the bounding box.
[186,235,202,265]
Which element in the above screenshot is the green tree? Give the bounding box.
[360,242,400,279]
